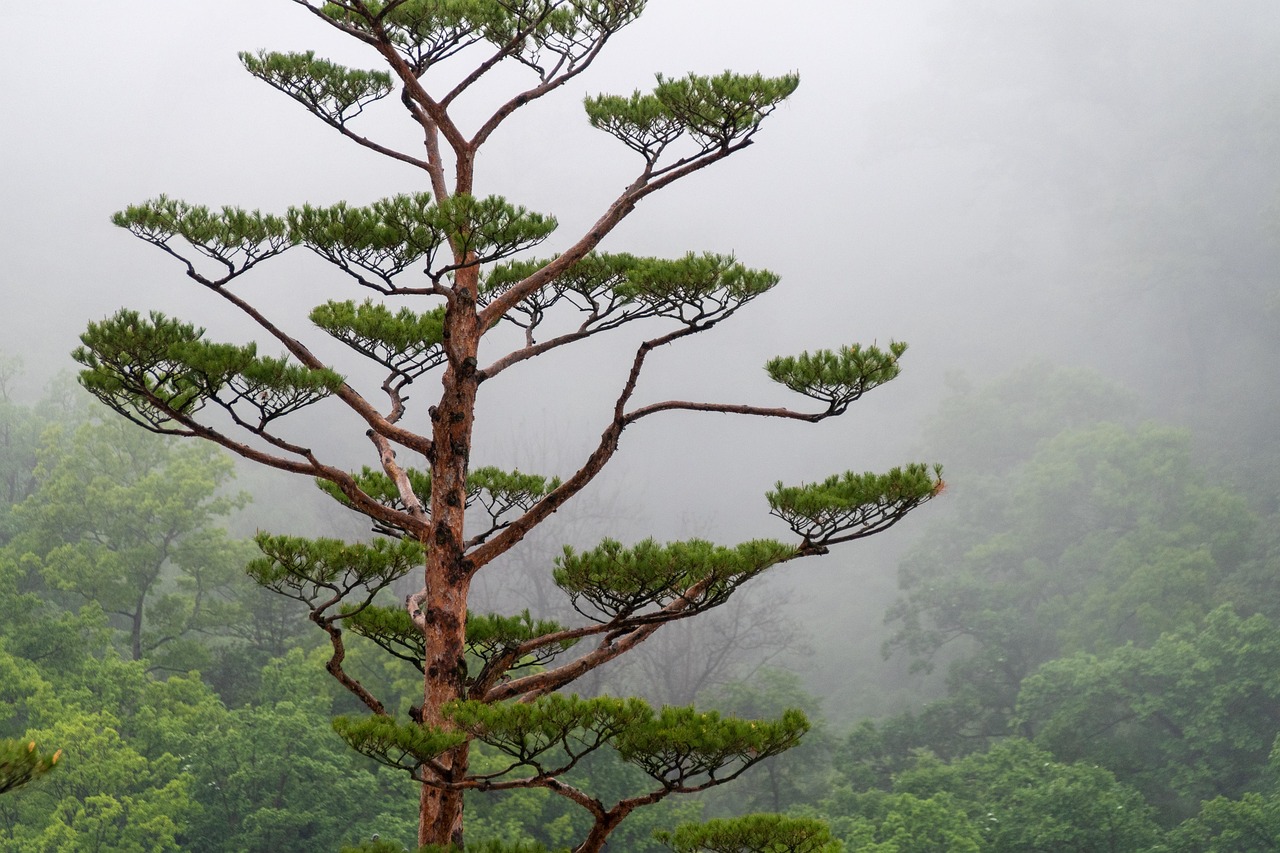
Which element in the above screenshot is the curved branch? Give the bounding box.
[478,138,755,330]
[198,278,433,456]
[466,323,689,570]
[315,613,388,715]
[623,400,833,425]
[467,27,615,150]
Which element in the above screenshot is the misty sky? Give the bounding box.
[3,1,1278,712]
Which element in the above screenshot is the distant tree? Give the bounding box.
[839,739,1162,853]
[74,3,942,849]
[886,367,1252,745]
[1167,791,1280,853]
[816,789,982,853]
[0,357,77,547]
[12,417,255,669]
[1017,605,1280,822]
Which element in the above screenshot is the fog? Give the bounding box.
[3,1,1278,721]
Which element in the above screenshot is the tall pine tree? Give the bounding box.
[74,2,941,849]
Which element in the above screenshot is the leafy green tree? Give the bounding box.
[888,412,1252,744]
[814,790,982,853]
[885,739,1162,852]
[176,648,419,852]
[73,2,942,849]
[0,706,195,851]
[1017,605,1280,822]
[1167,791,1280,852]
[12,416,254,669]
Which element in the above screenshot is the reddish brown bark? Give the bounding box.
[414,250,484,845]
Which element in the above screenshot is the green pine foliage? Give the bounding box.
[240,50,394,124]
[553,539,796,622]
[0,740,60,796]
[247,535,423,613]
[766,464,943,546]
[312,300,448,378]
[765,341,909,414]
[585,72,800,161]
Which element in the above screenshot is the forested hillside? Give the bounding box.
[4,358,1280,850]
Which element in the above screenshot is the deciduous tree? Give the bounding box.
[74,2,941,848]
[13,417,254,669]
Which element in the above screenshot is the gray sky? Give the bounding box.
[4,1,1278,713]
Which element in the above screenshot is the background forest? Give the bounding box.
[3,0,1280,851]
[3,345,1279,851]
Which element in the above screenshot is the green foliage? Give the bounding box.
[320,0,646,74]
[615,705,808,788]
[75,309,343,431]
[1017,605,1280,820]
[653,72,800,149]
[484,252,778,342]
[312,299,447,378]
[883,740,1162,852]
[462,742,704,851]
[1,708,195,851]
[333,714,468,773]
[316,465,435,517]
[586,71,800,159]
[115,191,556,294]
[443,694,809,793]
[111,195,291,283]
[431,194,558,266]
[0,739,60,795]
[344,604,428,669]
[464,610,577,673]
[469,467,563,517]
[449,694,650,776]
[314,464,559,535]
[767,465,943,547]
[11,417,253,666]
[766,342,908,414]
[74,310,210,428]
[1167,791,1280,852]
[614,253,778,311]
[247,534,423,614]
[240,50,393,124]
[553,538,795,622]
[655,814,838,853]
[287,192,449,290]
[582,91,683,159]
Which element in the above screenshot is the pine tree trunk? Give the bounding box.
[418,283,481,847]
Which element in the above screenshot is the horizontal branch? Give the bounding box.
[624,400,834,425]
[203,277,434,457]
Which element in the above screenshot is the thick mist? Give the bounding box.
[3,0,1278,724]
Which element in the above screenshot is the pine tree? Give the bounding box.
[73,3,942,849]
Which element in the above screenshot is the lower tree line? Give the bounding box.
[3,361,1280,850]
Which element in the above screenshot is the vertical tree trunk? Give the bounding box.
[418,281,482,847]
[131,593,146,661]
